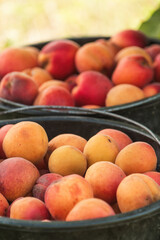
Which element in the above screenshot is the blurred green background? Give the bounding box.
[0,0,160,50]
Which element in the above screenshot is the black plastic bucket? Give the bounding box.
[0,112,160,240]
[0,36,160,135]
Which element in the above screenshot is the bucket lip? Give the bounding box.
[0,115,159,231]
[28,35,160,48]
[0,114,156,135]
[0,200,160,231]
[0,93,160,115]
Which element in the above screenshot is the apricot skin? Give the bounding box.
[112,55,154,88]
[0,47,38,78]
[3,121,49,165]
[85,161,126,204]
[105,84,145,107]
[0,124,13,159]
[0,72,38,105]
[10,197,50,220]
[97,128,133,151]
[45,133,87,164]
[75,41,114,74]
[83,134,119,167]
[32,173,62,201]
[66,198,115,221]
[33,86,75,107]
[0,157,40,202]
[48,145,87,176]
[111,29,148,48]
[116,173,160,213]
[115,141,157,175]
[72,70,113,107]
[0,193,9,216]
[38,40,79,80]
[45,174,93,220]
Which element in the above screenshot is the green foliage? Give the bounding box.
[139,6,160,39]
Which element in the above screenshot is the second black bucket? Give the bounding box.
[0,112,160,240]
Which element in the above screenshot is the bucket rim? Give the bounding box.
[0,93,160,114]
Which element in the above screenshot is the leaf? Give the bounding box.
[139,6,160,39]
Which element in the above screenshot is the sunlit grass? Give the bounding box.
[0,0,159,50]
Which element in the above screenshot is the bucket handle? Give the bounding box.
[0,105,159,146]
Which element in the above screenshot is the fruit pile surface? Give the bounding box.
[0,29,160,108]
[0,121,160,221]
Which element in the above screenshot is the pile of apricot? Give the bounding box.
[0,120,159,221]
[0,29,160,108]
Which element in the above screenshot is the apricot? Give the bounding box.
[66,198,115,221]
[144,171,160,185]
[75,41,114,75]
[33,85,75,106]
[22,46,40,59]
[82,104,101,109]
[46,133,87,158]
[45,174,93,220]
[96,39,120,58]
[23,67,52,87]
[115,46,153,66]
[112,55,154,88]
[153,53,160,82]
[38,79,70,92]
[138,173,160,200]
[72,70,113,107]
[97,128,133,151]
[0,157,40,201]
[0,72,38,105]
[83,134,119,167]
[37,173,62,186]
[0,124,13,159]
[116,173,160,213]
[0,47,38,78]
[115,141,157,175]
[145,44,160,60]
[6,197,23,218]
[3,121,48,165]
[32,173,62,201]
[85,161,126,204]
[48,145,87,176]
[111,29,148,48]
[10,197,50,220]
[105,84,145,107]
[0,193,9,216]
[45,133,87,166]
[41,219,51,222]
[143,83,160,97]
[33,184,46,201]
[65,74,78,91]
[38,39,79,79]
